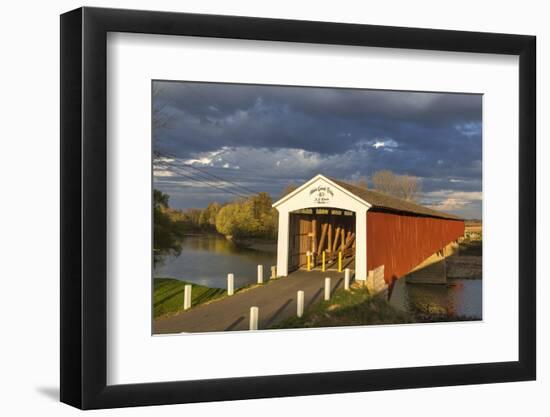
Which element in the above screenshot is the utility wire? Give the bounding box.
[154,151,262,196]
[177,165,254,198]
[154,153,247,196]
[182,163,260,195]
[168,167,251,200]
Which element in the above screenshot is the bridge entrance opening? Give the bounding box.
[288,208,356,273]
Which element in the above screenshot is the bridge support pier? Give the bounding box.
[405,241,459,285]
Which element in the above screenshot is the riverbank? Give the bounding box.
[154,278,226,319]
[272,285,411,329]
[154,277,278,319]
[447,238,482,279]
[272,282,478,330]
[447,236,483,279]
[229,236,277,251]
[447,256,482,279]
[155,272,479,332]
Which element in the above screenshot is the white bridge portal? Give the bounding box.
[272,175,371,281]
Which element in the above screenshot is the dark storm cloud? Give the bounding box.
[153,80,482,217]
[154,81,481,156]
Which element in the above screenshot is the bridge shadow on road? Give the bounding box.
[264,298,293,328]
[154,268,352,334]
[224,316,245,331]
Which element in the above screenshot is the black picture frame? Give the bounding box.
[60,6,536,410]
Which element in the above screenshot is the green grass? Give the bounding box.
[153,278,226,319]
[272,283,478,329]
[272,285,412,329]
[153,277,275,319]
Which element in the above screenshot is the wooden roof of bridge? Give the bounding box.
[329,178,463,221]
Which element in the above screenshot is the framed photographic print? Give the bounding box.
[60,6,536,409]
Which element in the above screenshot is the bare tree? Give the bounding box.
[152,84,172,144]
[399,174,422,201]
[372,170,397,195]
[372,170,421,201]
[350,176,369,190]
[280,182,298,198]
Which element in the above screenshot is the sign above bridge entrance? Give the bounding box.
[309,182,335,205]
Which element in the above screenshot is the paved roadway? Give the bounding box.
[153,264,355,334]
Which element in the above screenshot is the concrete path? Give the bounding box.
[154,267,354,334]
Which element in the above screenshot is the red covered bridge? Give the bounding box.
[273,175,464,289]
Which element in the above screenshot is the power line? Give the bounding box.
[168,167,251,200]
[173,170,249,200]
[157,157,259,196]
[177,165,254,198]
[155,153,280,195]
[182,164,260,195]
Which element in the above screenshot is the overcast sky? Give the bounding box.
[153,81,482,219]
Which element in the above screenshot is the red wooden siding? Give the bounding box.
[367,211,465,283]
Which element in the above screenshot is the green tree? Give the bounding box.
[215,202,247,238]
[154,189,169,208]
[214,193,277,239]
[199,202,221,230]
[250,192,277,238]
[153,189,185,262]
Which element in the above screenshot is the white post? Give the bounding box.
[297,290,304,317]
[249,306,259,330]
[227,273,234,296]
[345,268,351,291]
[355,208,368,281]
[276,210,289,278]
[324,277,331,301]
[257,265,264,284]
[271,265,277,279]
[184,284,192,310]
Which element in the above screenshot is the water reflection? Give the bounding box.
[390,276,482,319]
[154,234,277,289]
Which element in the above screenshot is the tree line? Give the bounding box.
[154,189,278,260]
[154,169,421,260]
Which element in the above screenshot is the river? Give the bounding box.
[154,234,482,320]
[154,234,278,289]
[389,276,482,319]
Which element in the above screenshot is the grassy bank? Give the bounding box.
[272,285,411,329]
[154,277,276,319]
[272,283,478,330]
[153,278,226,319]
